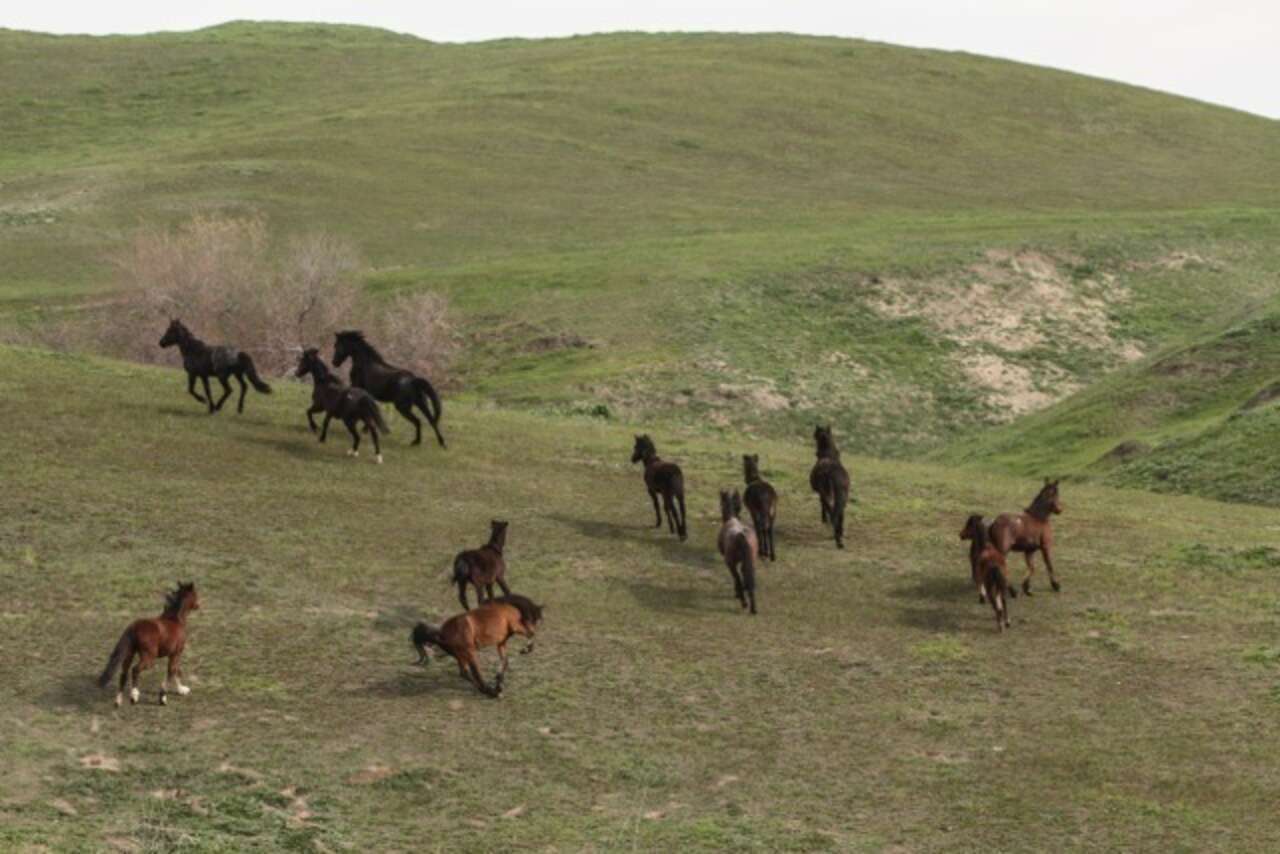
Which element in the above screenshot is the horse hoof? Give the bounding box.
[114,693,123,708]
[129,688,140,705]
[1051,581,1062,592]
[978,594,986,604]
[177,684,190,696]
[375,455,383,464]
[159,693,167,706]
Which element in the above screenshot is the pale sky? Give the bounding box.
[5,1,1278,118]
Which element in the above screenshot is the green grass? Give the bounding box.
[3,24,1280,478]
[3,345,1280,850]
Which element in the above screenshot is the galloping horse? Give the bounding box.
[412,595,544,697]
[450,520,513,610]
[742,454,778,561]
[159,319,271,413]
[332,330,445,448]
[631,435,688,541]
[98,582,200,707]
[717,490,759,614]
[960,515,1012,632]
[295,348,391,463]
[989,479,1064,596]
[809,425,850,549]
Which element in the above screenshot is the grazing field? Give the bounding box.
[3,345,1279,851]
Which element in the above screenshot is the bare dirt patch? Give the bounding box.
[79,753,121,772]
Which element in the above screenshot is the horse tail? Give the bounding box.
[361,395,391,434]
[413,377,442,423]
[833,470,849,547]
[411,622,445,661]
[238,353,272,394]
[97,629,134,688]
[451,554,471,588]
[675,475,688,541]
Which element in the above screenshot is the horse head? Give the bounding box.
[631,435,655,464]
[158,318,186,349]
[959,514,985,541]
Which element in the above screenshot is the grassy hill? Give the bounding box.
[2,344,1280,850]
[3,23,1280,473]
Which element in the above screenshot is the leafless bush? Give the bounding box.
[49,215,454,380]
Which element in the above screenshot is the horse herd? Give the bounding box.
[97,319,1066,705]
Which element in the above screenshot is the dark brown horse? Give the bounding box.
[989,479,1063,595]
[159,319,271,413]
[742,454,778,561]
[631,435,687,540]
[295,348,391,463]
[809,425,850,549]
[98,582,200,707]
[960,515,1012,632]
[718,490,759,614]
[333,330,445,448]
[412,595,544,697]
[451,520,512,610]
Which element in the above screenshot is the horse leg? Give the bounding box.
[234,372,248,413]
[395,399,422,445]
[457,579,471,611]
[345,419,361,457]
[116,647,134,708]
[1043,544,1061,592]
[169,652,190,696]
[417,394,446,448]
[306,403,322,433]
[211,376,231,412]
[319,413,332,443]
[130,650,156,704]
[495,642,510,691]
[1022,551,1037,596]
[200,376,215,413]
[662,493,677,534]
[186,372,206,406]
[367,420,383,464]
[496,575,512,597]
[463,655,497,698]
[648,489,662,528]
[726,561,746,608]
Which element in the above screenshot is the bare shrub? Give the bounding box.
[62,215,454,380]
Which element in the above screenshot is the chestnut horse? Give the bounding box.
[412,595,544,697]
[960,515,1012,632]
[718,490,759,614]
[451,520,512,610]
[989,479,1064,595]
[631,435,687,540]
[742,454,778,561]
[97,582,200,707]
[809,425,850,549]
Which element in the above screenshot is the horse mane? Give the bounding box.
[963,514,988,549]
[336,330,388,365]
[163,582,194,617]
[493,593,542,626]
[1027,482,1058,517]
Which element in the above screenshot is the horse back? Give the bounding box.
[718,519,757,561]
[131,617,184,657]
[990,512,1045,552]
[457,547,504,584]
[645,459,683,494]
[810,458,848,494]
[468,603,528,646]
[743,481,777,520]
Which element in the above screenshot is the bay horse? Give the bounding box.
[742,454,778,561]
[158,319,271,413]
[294,348,391,463]
[97,582,200,707]
[450,520,512,610]
[809,425,850,549]
[332,330,445,448]
[718,490,759,614]
[989,479,1063,595]
[960,515,1012,632]
[411,595,545,698]
[631,435,688,540]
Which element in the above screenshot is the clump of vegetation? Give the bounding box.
[11,215,454,380]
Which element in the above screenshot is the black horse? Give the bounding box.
[158,319,271,413]
[810,425,851,549]
[295,349,391,463]
[333,331,445,448]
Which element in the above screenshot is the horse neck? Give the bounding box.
[486,530,506,555]
[641,451,661,470]
[1025,499,1053,522]
[348,343,387,369]
[161,599,192,625]
[175,329,206,358]
[744,465,760,484]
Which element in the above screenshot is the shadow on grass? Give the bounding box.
[890,574,974,631]
[43,672,103,710]
[237,433,339,462]
[543,513,717,571]
[369,667,491,699]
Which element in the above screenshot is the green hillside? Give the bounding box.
[2,23,1279,487]
[3,345,1279,850]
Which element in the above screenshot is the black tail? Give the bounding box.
[411,622,444,662]
[238,353,272,393]
[97,630,133,688]
[359,395,391,434]
[674,476,688,541]
[413,378,442,421]
[832,478,848,548]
